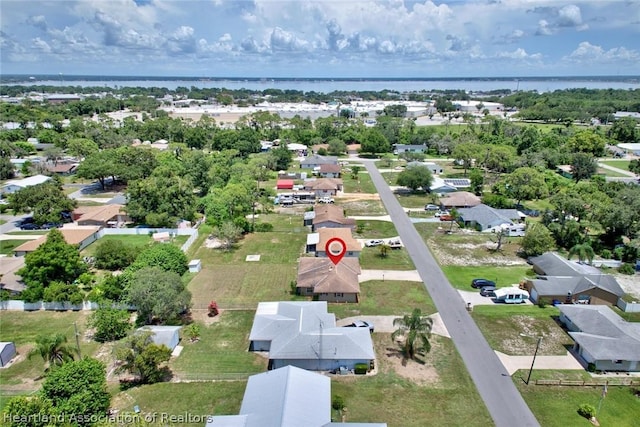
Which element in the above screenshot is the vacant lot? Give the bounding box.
[340,199,387,215]
[441,265,534,290]
[599,160,631,171]
[342,172,377,194]
[353,220,398,239]
[359,247,415,270]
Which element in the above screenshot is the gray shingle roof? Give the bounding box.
[457,204,521,229]
[136,326,181,350]
[559,305,640,361]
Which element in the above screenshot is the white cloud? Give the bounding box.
[269,27,310,52]
[566,41,640,63]
[32,37,51,53]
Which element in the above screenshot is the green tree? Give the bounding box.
[570,153,598,182]
[42,282,84,305]
[566,130,607,157]
[131,244,188,276]
[41,357,110,426]
[115,331,172,384]
[215,221,243,250]
[0,156,15,180]
[114,146,158,183]
[127,267,191,325]
[452,143,480,176]
[94,239,140,271]
[327,138,347,155]
[360,128,390,155]
[350,165,361,180]
[520,223,555,257]
[28,333,77,371]
[269,144,293,170]
[383,104,408,117]
[18,229,88,301]
[75,150,116,190]
[608,117,638,144]
[568,242,595,264]
[629,159,640,175]
[8,180,76,224]
[88,307,131,342]
[66,138,99,159]
[396,165,433,192]
[469,168,484,196]
[125,174,196,227]
[504,167,548,206]
[391,308,433,361]
[3,395,55,427]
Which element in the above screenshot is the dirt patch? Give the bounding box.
[498,315,568,356]
[189,309,224,326]
[614,273,640,299]
[427,237,527,266]
[375,336,440,385]
[204,237,224,249]
[338,193,381,201]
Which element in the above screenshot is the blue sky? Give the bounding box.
[1,0,639,77]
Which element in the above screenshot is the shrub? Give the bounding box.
[95,240,139,271]
[254,223,273,232]
[332,395,345,411]
[577,403,596,419]
[587,363,596,372]
[618,263,636,275]
[600,249,612,259]
[354,363,368,375]
[537,298,547,308]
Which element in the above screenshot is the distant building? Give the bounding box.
[1,174,51,194]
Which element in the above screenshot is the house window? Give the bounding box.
[614,360,623,364]
[335,293,344,297]
[307,288,313,293]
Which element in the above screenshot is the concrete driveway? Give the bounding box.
[458,290,534,307]
[337,313,451,338]
[359,269,422,282]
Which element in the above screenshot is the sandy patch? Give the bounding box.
[614,274,640,299]
[379,342,440,385]
[204,237,224,249]
[427,238,527,266]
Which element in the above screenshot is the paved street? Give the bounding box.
[363,160,540,427]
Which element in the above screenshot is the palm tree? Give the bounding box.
[568,242,595,264]
[391,308,433,361]
[378,243,390,258]
[28,333,77,371]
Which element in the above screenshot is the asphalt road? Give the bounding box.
[363,160,540,427]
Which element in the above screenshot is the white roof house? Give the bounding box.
[249,301,375,371]
[1,174,51,194]
[205,365,387,427]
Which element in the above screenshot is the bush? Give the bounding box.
[599,249,612,259]
[354,363,368,375]
[587,363,596,372]
[131,244,188,276]
[577,403,596,419]
[618,263,636,275]
[254,223,273,232]
[537,298,548,308]
[94,240,140,271]
[332,395,345,411]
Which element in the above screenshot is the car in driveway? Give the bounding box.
[424,204,440,211]
[41,222,62,229]
[344,320,374,333]
[480,286,497,297]
[365,239,384,247]
[471,278,496,289]
[19,223,40,230]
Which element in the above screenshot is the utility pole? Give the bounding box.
[524,336,542,385]
[74,322,82,359]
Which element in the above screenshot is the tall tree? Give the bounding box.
[360,128,390,155]
[28,333,77,371]
[504,167,548,206]
[18,229,87,301]
[127,267,191,325]
[520,223,555,257]
[88,307,131,342]
[125,174,196,227]
[8,180,76,224]
[396,165,433,192]
[568,242,595,264]
[75,150,116,190]
[66,138,99,159]
[391,308,433,361]
[570,153,598,182]
[115,331,172,384]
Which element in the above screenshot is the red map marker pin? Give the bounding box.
[325,237,347,266]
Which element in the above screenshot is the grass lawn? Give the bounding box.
[597,168,629,178]
[80,234,190,256]
[395,192,436,209]
[441,265,535,290]
[353,220,398,239]
[0,219,5,225]
[359,247,416,270]
[0,311,99,389]
[340,199,387,215]
[599,160,631,171]
[342,173,377,194]
[330,280,434,319]
[331,335,492,427]
[515,378,639,427]
[471,305,573,356]
[5,231,48,236]
[0,239,28,255]
[170,311,267,379]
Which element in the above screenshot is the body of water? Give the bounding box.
[3,75,640,93]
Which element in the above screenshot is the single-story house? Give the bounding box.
[286,143,308,157]
[405,161,444,176]
[313,228,361,257]
[457,204,523,231]
[394,144,427,154]
[0,256,26,295]
[524,252,625,305]
[317,164,341,178]
[1,174,51,194]
[74,204,130,227]
[311,204,355,231]
[300,154,338,169]
[439,191,482,208]
[0,342,17,367]
[137,326,181,351]
[45,162,78,175]
[304,178,343,197]
[617,143,640,156]
[558,305,640,372]
[248,301,375,372]
[13,227,101,256]
[205,365,387,427]
[297,257,361,303]
[276,179,294,190]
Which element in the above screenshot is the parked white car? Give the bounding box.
[318,196,335,204]
[365,239,384,247]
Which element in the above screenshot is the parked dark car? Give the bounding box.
[471,278,496,289]
[19,223,40,230]
[41,222,62,229]
[480,286,497,297]
[344,320,374,333]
